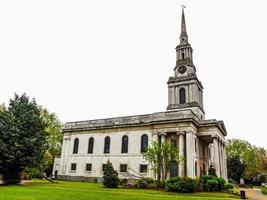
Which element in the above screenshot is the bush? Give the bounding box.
[262,187,267,195]
[239,183,253,188]
[165,176,197,193]
[224,183,234,190]
[137,177,154,188]
[227,188,240,196]
[203,175,226,191]
[119,178,128,186]
[103,161,119,188]
[207,179,218,191]
[228,178,236,184]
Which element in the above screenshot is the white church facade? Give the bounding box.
[53,9,228,182]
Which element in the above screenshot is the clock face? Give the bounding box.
[178,65,187,74]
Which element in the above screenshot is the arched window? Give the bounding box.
[179,88,186,104]
[104,136,110,154]
[88,137,94,154]
[73,138,79,154]
[141,134,148,153]
[121,135,128,153]
[195,161,198,177]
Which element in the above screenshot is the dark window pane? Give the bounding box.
[121,135,128,153]
[104,136,110,154]
[179,88,186,104]
[86,163,92,171]
[120,164,127,172]
[140,165,148,173]
[73,138,79,154]
[141,134,148,153]
[88,137,94,154]
[171,138,177,148]
[71,163,77,171]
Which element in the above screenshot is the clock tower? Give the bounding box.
[167,8,205,119]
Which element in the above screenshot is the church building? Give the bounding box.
[53,9,228,182]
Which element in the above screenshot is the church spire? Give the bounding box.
[179,7,188,45]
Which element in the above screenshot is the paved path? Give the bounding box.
[241,188,267,200]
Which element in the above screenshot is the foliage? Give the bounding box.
[227,188,240,196]
[224,183,234,190]
[227,156,245,183]
[208,163,217,176]
[103,160,119,188]
[24,167,43,179]
[142,141,183,182]
[259,174,267,183]
[165,176,197,193]
[0,94,45,185]
[262,187,267,195]
[203,175,225,192]
[226,139,267,180]
[39,107,63,177]
[136,177,154,188]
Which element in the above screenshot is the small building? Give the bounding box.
[53,8,228,182]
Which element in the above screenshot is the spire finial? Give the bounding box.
[180,4,188,44]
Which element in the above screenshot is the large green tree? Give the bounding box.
[0,94,46,184]
[142,141,183,182]
[226,139,267,180]
[40,107,63,176]
[227,156,245,183]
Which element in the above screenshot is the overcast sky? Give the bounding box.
[1,0,266,148]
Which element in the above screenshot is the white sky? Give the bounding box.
[1,0,267,148]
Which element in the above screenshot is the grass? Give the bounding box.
[0,179,240,200]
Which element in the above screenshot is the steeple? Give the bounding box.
[180,7,188,45]
[167,7,205,120]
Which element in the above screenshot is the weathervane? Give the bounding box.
[181,4,186,9]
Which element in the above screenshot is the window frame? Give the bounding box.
[121,135,128,154]
[88,137,94,154]
[73,138,79,154]
[141,134,148,153]
[86,163,92,172]
[71,163,77,171]
[140,164,148,174]
[179,87,186,104]
[120,164,127,173]
[104,136,110,154]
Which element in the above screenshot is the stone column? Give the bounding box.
[186,131,194,178]
[178,131,185,177]
[212,136,220,177]
[222,142,228,180]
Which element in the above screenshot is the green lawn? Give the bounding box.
[0,179,240,200]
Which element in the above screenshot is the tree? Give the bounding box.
[142,141,183,182]
[0,94,45,184]
[226,139,267,180]
[227,156,245,183]
[103,160,119,188]
[40,107,63,177]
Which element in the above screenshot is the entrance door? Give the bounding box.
[170,162,178,177]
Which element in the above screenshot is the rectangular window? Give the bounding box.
[195,139,197,153]
[120,164,127,172]
[86,163,92,172]
[140,164,148,173]
[71,163,77,171]
[102,164,107,171]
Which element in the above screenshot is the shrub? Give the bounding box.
[119,178,128,186]
[224,183,234,190]
[165,176,197,193]
[261,187,267,195]
[203,175,226,191]
[227,188,240,196]
[103,161,119,188]
[239,183,253,188]
[207,179,218,191]
[137,177,154,188]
